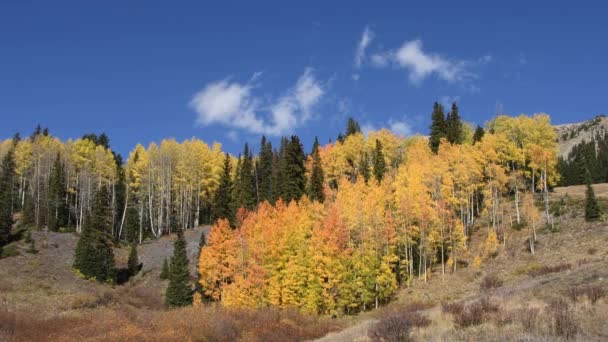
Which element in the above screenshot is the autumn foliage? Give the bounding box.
[197,113,558,315]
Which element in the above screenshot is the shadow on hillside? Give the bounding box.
[115,263,143,285]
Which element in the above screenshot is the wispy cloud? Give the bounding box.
[354,26,374,68]
[191,68,325,136]
[370,39,490,85]
[352,26,374,80]
[362,116,414,137]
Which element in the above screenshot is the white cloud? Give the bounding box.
[191,68,325,136]
[354,26,374,68]
[362,117,413,137]
[440,95,461,108]
[370,39,489,85]
[388,119,412,136]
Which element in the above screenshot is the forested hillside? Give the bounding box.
[3,104,608,341]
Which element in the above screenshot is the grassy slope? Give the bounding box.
[318,187,608,341]
[1,185,607,341]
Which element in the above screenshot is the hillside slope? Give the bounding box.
[556,115,608,160]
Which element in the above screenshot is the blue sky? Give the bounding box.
[1,1,607,156]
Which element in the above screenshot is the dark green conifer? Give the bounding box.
[473,125,485,144]
[585,174,601,222]
[165,229,192,307]
[48,152,68,231]
[257,136,273,203]
[372,139,387,183]
[160,257,170,280]
[236,144,256,210]
[128,243,139,276]
[308,137,325,202]
[359,152,371,183]
[73,187,115,283]
[446,102,463,144]
[429,102,447,153]
[346,117,362,137]
[277,136,306,203]
[213,153,234,224]
[0,147,16,247]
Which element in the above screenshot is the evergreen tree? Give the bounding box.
[165,229,192,307]
[48,152,68,231]
[473,125,485,144]
[113,155,127,240]
[123,198,140,243]
[585,174,601,222]
[308,137,325,203]
[213,153,234,224]
[359,152,371,183]
[429,102,447,153]
[73,187,116,283]
[372,139,387,183]
[446,102,463,144]
[271,138,288,203]
[0,147,16,247]
[128,243,139,276]
[160,257,170,280]
[194,229,207,301]
[236,144,256,210]
[346,117,362,137]
[257,136,274,203]
[277,136,306,203]
[337,133,345,144]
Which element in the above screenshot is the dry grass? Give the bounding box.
[553,183,608,199]
[1,305,340,342]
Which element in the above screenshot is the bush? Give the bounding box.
[441,301,464,316]
[527,263,571,277]
[453,298,499,328]
[567,285,606,304]
[369,310,430,342]
[480,274,503,292]
[0,243,19,258]
[515,306,539,332]
[547,298,578,339]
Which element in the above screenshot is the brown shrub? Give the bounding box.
[515,306,539,332]
[480,274,503,292]
[369,310,430,342]
[453,298,499,328]
[547,298,578,339]
[4,305,339,342]
[567,284,606,304]
[527,263,571,277]
[441,301,464,316]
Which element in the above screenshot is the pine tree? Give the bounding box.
[165,229,192,307]
[277,136,306,203]
[48,152,68,231]
[585,174,601,222]
[473,125,485,144]
[309,137,325,202]
[446,102,463,144]
[123,197,140,243]
[429,102,446,153]
[160,257,170,280]
[113,155,127,240]
[73,187,116,282]
[128,243,139,276]
[346,117,362,137]
[0,147,16,247]
[257,136,273,203]
[213,153,234,224]
[194,229,207,302]
[372,139,387,183]
[359,152,371,183]
[236,144,256,210]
